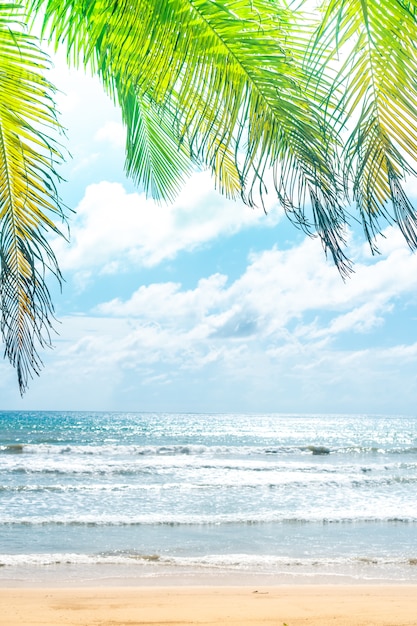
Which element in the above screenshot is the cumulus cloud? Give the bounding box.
[99,273,228,321]
[41,223,417,411]
[95,231,417,342]
[10,229,417,412]
[52,174,282,277]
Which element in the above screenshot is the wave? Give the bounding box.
[2,513,417,526]
[0,444,25,454]
[3,460,417,488]
[1,473,417,493]
[3,443,417,457]
[1,551,417,570]
[0,552,163,567]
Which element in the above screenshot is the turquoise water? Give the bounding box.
[1,411,417,584]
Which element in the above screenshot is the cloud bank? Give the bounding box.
[18,228,417,413]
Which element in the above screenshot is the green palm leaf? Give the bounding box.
[33,0,349,271]
[0,3,66,393]
[309,0,417,252]
[121,88,194,203]
[121,87,242,202]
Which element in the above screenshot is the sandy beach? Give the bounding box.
[1,585,416,625]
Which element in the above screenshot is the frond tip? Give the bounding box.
[0,5,66,394]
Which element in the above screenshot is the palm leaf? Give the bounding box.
[309,0,417,253]
[0,3,66,393]
[120,88,194,203]
[32,0,349,272]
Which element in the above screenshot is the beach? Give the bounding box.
[2,412,417,623]
[1,585,417,625]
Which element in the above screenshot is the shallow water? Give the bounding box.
[1,411,417,583]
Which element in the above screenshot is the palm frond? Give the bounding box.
[121,88,194,203]
[31,0,349,272]
[309,0,417,252]
[0,4,66,393]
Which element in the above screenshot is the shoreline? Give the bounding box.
[2,561,417,587]
[1,584,416,625]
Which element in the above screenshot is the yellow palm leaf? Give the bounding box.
[0,3,66,393]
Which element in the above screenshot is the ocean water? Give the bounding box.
[1,411,417,585]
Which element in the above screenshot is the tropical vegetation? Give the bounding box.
[1,0,417,392]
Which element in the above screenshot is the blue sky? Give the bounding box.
[2,54,417,413]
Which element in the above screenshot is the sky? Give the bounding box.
[2,54,417,413]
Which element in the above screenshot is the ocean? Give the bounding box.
[1,411,417,585]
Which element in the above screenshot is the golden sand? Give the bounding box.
[1,585,416,625]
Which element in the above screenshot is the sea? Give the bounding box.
[1,410,417,586]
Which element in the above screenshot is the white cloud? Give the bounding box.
[8,228,417,412]
[49,49,120,127]
[16,307,417,413]
[94,121,126,148]
[310,301,389,338]
[46,228,414,411]
[94,229,417,344]
[20,220,410,407]
[98,273,228,321]
[53,174,282,277]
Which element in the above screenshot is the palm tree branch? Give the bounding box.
[0,6,66,393]
[310,0,417,252]
[31,0,350,271]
